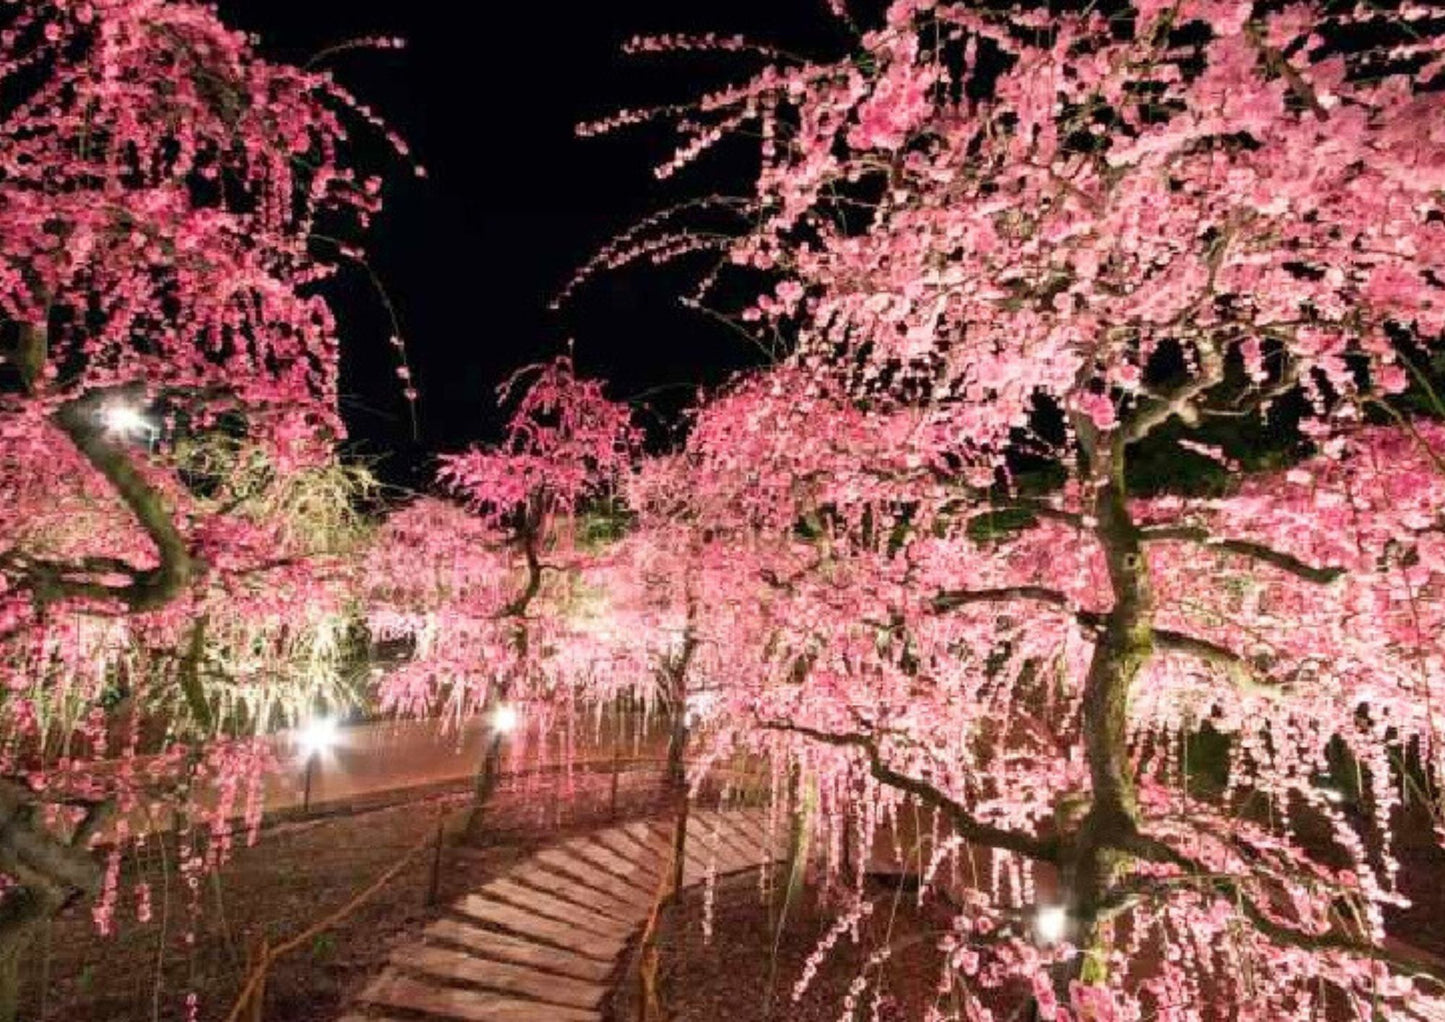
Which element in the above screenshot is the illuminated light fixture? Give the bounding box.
[1035,905,1068,944]
[99,401,155,439]
[297,716,340,759]
[684,690,717,727]
[297,716,340,815]
[491,704,519,734]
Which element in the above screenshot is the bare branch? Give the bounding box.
[1141,525,1345,584]
[962,501,1087,531]
[932,586,1104,630]
[1151,628,1289,699]
[933,585,1069,613]
[1124,339,1227,444]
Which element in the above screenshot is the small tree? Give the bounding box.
[368,357,640,839]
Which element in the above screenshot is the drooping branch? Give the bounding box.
[758,719,1060,863]
[933,585,1073,615]
[932,586,1105,630]
[1121,831,1445,985]
[24,388,199,611]
[1140,525,1345,584]
[1151,628,1289,699]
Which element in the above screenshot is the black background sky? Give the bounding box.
[218,0,868,488]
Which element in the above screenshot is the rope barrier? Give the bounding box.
[223,826,436,1022]
[217,751,768,1021]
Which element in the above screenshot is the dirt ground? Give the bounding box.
[20,772,1443,1022]
[607,873,959,1022]
[18,766,674,1022]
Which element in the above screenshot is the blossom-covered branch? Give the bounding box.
[757,720,1061,863]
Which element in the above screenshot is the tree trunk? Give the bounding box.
[0,934,24,1022]
[462,522,543,844]
[666,687,688,795]
[461,667,516,844]
[462,706,507,845]
[0,891,64,1022]
[1061,436,1155,990]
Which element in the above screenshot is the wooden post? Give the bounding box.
[425,811,446,907]
[248,939,268,1022]
[635,808,680,1022]
[301,753,316,815]
[609,699,623,821]
[670,796,689,897]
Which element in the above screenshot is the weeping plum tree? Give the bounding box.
[578,0,1445,1017]
[366,358,641,840]
[0,0,407,1011]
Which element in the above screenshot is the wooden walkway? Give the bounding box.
[338,809,784,1022]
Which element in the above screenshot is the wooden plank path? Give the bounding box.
[341,808,786,1022]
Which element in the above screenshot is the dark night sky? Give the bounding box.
[220,0,860,487]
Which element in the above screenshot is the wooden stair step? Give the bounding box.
[481,877,635,939]
[393,944,604,1010]
[692,810,767,864]
[717,809,773,851]
[685,816,754,874]
[619,821,670,855]
[722,821,784,865]
[453,895,626,960]
[592,827,668,871]
[424,919,613,984]
[633,819,708,876]
[533,849,656,912]
[565,839,659,892]
[718,808,778,848]
[362,970,599,1022]
[620,821,692,880]
[506,863,644,924]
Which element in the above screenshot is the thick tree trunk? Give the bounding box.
[0,947,18,1022]
[1061,434,1155,988]
[462,521,542,844]
[0,902,53,1022]
[0,826,88,1022]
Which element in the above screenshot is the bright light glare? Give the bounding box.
[1035,905,1068,944]
[100,402,154,438]
[297,716,340,758]
[491,704,519,734]
[684,690,717,727]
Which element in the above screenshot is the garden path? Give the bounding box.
[337,808,784,1022]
